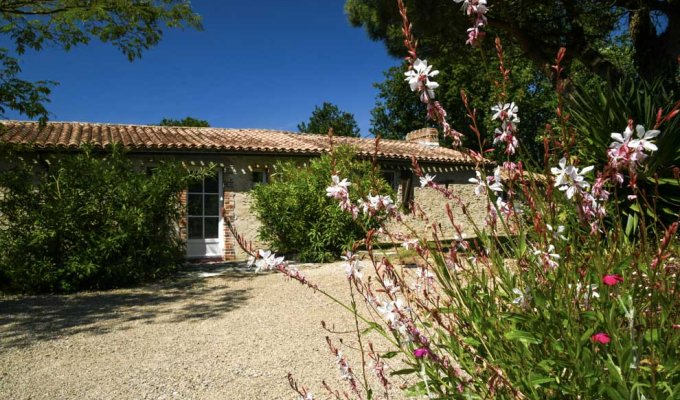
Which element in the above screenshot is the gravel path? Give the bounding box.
[0,262,409,399]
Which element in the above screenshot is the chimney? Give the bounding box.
[405,127,439,146]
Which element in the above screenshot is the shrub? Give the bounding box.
[250,146,392,262]
[0,145,203,293]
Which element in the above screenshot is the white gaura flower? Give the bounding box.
[326,175,351,199]
[419,173,436,187]
[487,166,504,193]
[251,249,285,272]
[550,158,594,199]
[571,283,600,303]
[401,239,419,249]
[404,59,440,102]
[341,251,363,280]
[512,287,531,306]
[468,169,503,195]
[376,299,405,325]
[360,194,396,215]
[468,170,486,196]
[382,278,400,295]
[610,125,634,150]
[629,124,660,152]
[491,102,519,123]
[533,244,560,269]
[546,224,567,241]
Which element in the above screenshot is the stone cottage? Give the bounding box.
[0,121,489,260]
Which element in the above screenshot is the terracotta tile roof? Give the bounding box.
[0,121,481,165]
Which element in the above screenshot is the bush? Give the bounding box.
[250,146,392,262]
[0,145,202,293]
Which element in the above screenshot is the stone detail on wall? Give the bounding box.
[386,182,487,241]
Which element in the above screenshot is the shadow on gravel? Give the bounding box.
[0,263,255,348]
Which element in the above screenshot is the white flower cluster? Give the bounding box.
[453,0,489,45]
[376,298,409,338]
[468,167,503,196]
[404,59,440,103]
[326,175,397,220]
[247,249,285,272]
[608,124,659,171]
[533,244,560,269]
[341,251,363,280]
[491,102,520,155]
[551,158,594,200]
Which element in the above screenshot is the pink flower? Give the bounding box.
[591,332,611,344]
[413,347,430,358]
[602,274,624,286]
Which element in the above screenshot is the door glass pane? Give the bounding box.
[188,179,203,193]
[187,194,203,216]
[204,217,219,239]
[188,217,203,239]
[204,174,219,193]
[204,194,220,216]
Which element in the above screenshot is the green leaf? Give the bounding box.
[361,321,384,335]
[504,330,541,345]
[529,376,555,388]
[390,368,417,376]
[580,327,595,343]
[381,351,400,359]
[643,329,659,343]
[463,337,481,347]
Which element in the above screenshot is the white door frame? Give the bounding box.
[186,169,224,259]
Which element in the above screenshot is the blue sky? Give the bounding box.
[2,1,399,136]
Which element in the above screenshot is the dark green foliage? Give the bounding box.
[0,1,202,122]
[250,147,391,262]
[0,146,202,293]
[370,64,431,140]
[159,117,210,127]
[345,0,678,87]
[569,77,680,222]
[348,0,676,160]
[298,102,361,138]
[371,58,555,159]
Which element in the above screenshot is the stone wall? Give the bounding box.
[127,153,488,260]
[385,167,487,241]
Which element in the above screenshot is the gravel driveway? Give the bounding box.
[0,261,408,399]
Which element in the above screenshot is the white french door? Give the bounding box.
[186,170,223,258]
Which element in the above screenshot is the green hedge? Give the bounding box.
[0,145,203,293]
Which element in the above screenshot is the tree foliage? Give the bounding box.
[350,0,658,159]
[0,0,202,123]
[159,117,210,127]
[370,65,430,140]
[346,0,679,87]
[298,102,361,137]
